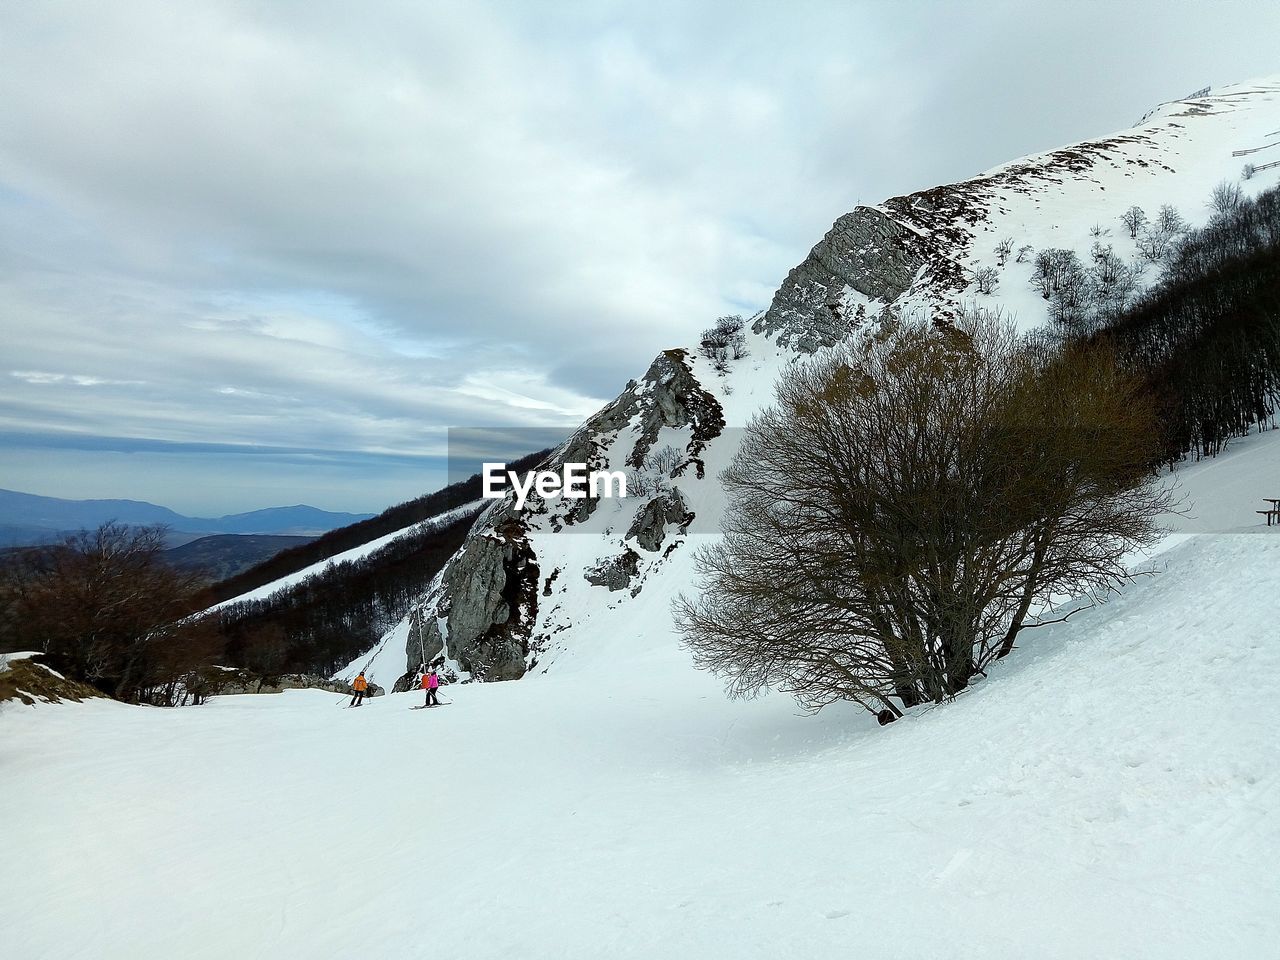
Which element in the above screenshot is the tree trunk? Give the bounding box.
[997,537,1048,660]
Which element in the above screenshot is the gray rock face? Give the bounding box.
[443,531,518,649]
[626,488,693,552]
[586,348,725,470]
[403,607,445,678]
[584,549,641,592]
[552,428,610,526]
[399,347,725,683]
[754,206,926,351]
[501,349,723,532]
[211,671,377,697]
[403,513,539,683]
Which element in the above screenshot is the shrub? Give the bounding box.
[675,312,1171,717]
[973,266,1000,295]
[699,315,748,372]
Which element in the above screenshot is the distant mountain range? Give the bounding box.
[0,488,374,547]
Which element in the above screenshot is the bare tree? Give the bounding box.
[973,266,1000,295]
[1210,180,1244,215]
[699,315,748,372]
[1049,262,1092,333]
[1136,226,1172,262]
[0,523,222,703]
[674,312,1172,719]
[1088,246,1138,320]
[1156,204,1186,235]
[1120,205,1147,239]
[994,238,1014,267]
[1030,248,1082,300]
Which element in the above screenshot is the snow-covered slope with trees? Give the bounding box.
[210,500,483,610]
[363,77,1280,692]
[4,494,1278,957]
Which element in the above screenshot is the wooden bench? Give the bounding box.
[1258,498,1280,526]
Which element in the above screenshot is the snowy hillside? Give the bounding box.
[4,508,1277,958]
[209,500,483,611]
[5,76,1280,960]
[367,77,1280,690]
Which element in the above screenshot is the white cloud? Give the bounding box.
[1,0,1278,510]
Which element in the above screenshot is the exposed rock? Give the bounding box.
[542,567,561,596]
[556,429,611,526]
[761,131,1147,344]
[404,513,540,682]
[405,607,446,676]
[754,139,1133,353]
[626,488,694,552]
[584,549,641,592]
[205,669,382,698]
[580,348,725,469]
[754,206,927,351]
[401,349,721,681]
[391,673,416,694]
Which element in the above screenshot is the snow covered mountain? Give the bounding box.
[353,77,1280,692]
[6,429,1279,958]
[7,77,1280,960]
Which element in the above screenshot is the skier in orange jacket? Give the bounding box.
[350,672,369,707]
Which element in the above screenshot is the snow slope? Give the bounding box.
[0,649,39,673]
[208,500,484,611]
[1165,426,1280,533]
[334,613,411,686]
[2,525,1277,959]
[926,76,1280,329]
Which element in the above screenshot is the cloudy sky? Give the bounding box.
[1,0,1277,516]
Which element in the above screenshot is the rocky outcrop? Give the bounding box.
[400,346,723,682]
[584,549,641,592]
[449,518,540,681]
[754,206,928,351]
[206,669,382,698]
[580,347,725,471]
[507,348,724,531]
[401,513,539,683]
[549,427,612,527]
[756,131,1145,351]
[626,488,694,552]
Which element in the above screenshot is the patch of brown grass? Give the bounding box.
[0,656,103,707]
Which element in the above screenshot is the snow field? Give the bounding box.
[3,526,1278,959]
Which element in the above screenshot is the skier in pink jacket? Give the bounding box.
[420,667,440,707]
